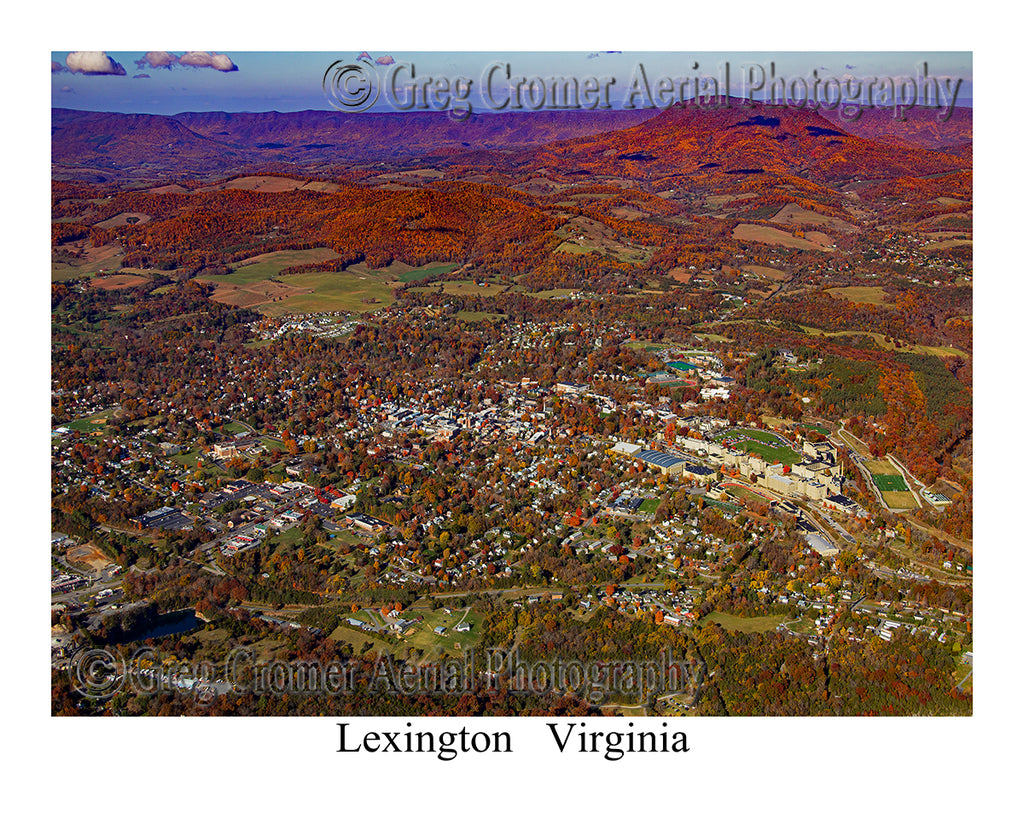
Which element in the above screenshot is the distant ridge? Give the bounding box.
[51,107,658,181]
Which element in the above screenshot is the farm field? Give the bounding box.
[798,325,965,358]
[769,202,857,233]
[827,285,888,305]
[741,264,790,281]
[454,310,505,323]
[702,611,785,633]
[409,279,510,297]
[52,242,125,281]
[259,271,394,316]
[193,248,445,315]
[732,223,836,252]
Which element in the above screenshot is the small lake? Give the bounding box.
[128,609,201,641]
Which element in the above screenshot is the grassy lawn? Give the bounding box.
[401,606,481,659]
[882,490,919,509]
[168,448,204,469]
[701,611,785,633]
[624,340,674,352]
[259,436,288,452]
[863,459,900,476]
[638,498,660,513]
[271,526,306,548]
[455,310,505,323]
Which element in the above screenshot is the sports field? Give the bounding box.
[714,428,802,465]
[872,473,909,492]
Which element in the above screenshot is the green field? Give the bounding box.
[638,498,660,513]
[702,611,785,633]
[195,248,410,316]
[67,408,115,432]
[168,448,204,469]
[401,606,482,659]
[714,428,802,465]
[624,341,674,352]
[215,248,341,285]
[397,263,458,283]
[261,272,394,316]
[872,473,909,492]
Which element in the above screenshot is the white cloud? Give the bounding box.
[136,51,180,70]
[178,51,238,72]
[66,51,126,76]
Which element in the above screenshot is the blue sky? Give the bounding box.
[51,51,972,115]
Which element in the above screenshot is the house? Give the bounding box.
[455,622,471,633]
[434,626,447,635]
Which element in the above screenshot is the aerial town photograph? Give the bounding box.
[49,47,978,727]
[27,0,1018,806]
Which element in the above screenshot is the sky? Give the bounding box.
[51,50,972,116]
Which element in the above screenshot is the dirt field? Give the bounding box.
[665,267,693,283]
[91,274,151,290]
[66,543,115,572]
[732,223,835,252]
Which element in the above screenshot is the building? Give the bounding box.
[683,463,716,482]
[637,450,687,476]
[803,532,839,557]
[345,512,388,533]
